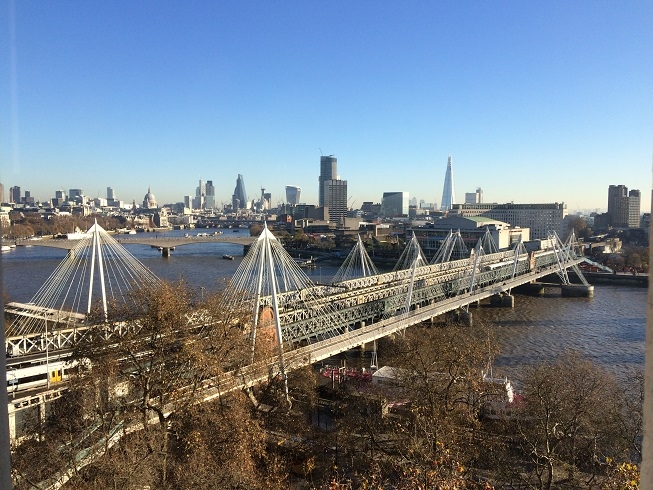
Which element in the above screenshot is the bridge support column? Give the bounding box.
[460,310,473,327]
[561,284,594,298]
[161,247,170,257]
[515,283,545,296]
[490,293,514,307]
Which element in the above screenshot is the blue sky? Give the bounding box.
[1,1,651,213]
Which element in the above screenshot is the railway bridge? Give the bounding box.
[4,222,589,441]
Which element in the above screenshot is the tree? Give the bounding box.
[566,216,592,241]
[74,280,254,486]
[168,392,287,489]
[511,352,631,489]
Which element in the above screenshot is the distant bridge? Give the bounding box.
[16,233,256,255]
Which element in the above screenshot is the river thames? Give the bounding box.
[1,233,647,386]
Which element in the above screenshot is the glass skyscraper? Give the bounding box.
[232,174,248,209]
[440,155,455,212]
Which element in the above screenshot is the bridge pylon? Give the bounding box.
[6,221,162,337]
[332,234,379,283]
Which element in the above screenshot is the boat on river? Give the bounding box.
[223,254,234,260]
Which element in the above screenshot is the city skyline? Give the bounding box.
[1,2,651,212]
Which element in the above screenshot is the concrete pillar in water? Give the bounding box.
[490,294,503,307]
[161,247,170,257]
[501,294,515,308]
[561,284,594,298]
[460,310,473,327]
[515,283,545,296]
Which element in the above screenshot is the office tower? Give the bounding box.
[0,183,4,202]
[324,179,348,224]
[440,155,455,212]
[232,174,248,210]
[183,195,192,209]
[607,185,641,228]
[381,192,410,217]
[9,186,20,204]
[628,189,641,228]
[205,180,216,209]
[51,189,67,207]
[69,189,83,203]
[107,187,115,200]
[465,187,483,204]
[319,155,337,207]
[263,192,272,210]
[285,185,301,206]
[193,179,206,210]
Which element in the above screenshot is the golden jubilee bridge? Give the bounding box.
[4,221,589,400]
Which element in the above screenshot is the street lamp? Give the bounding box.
[43,309,49,389]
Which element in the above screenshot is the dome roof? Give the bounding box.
[143,186,157,208]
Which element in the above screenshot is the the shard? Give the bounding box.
[440,155,455,212]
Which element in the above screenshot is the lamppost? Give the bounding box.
[44,309,49,389]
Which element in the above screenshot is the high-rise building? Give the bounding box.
[52,189,67,207]
[9,186,20,204]
[285,185,301,206]
[318,155,348,223]
[107,187,115,200]
[607,185,640,228]
[205,180,216,209]
[440,155,456,212]
[232,174,248,210]
[324,179,348,224]
[0,183,4,203]
[193,179,206,210]
[381,192,410,217]
[69,189,83,203]
[319,155,337,207]
[465,187,483,204]
[628,189,641,228]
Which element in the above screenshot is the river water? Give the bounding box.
[1,231,647,386]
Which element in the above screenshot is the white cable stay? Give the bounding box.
[332,234,379,284]
[430,229,469,264]
[6,221,162,336]
[393,233,428,271]
[223,224,351,354]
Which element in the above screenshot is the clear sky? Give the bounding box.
[1,1,651,213]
